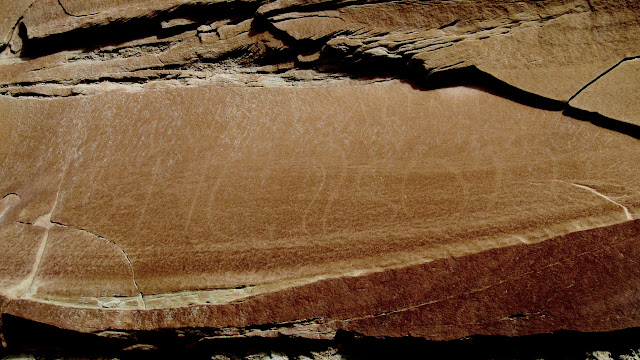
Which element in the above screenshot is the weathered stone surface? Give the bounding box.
[0,0,640,349]
[570,57,640,126]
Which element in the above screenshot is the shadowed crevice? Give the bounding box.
[410,66,567,112]
[568,55,640,102]
[19,1,262,59]
[563,107,640,140]
[2,314,640,359]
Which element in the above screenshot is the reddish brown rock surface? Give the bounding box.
[0,0,639,348]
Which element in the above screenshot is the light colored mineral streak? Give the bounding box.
[15,210,632,310]
[551,180,635,221]
[0,193,20,221]
[10,161,68,299]
[9,213,54,299]
[569,183,633,221]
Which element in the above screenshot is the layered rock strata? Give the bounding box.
[0,0,639,345]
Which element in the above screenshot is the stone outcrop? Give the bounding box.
[1,0,639,349]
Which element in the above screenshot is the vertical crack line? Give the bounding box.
[109,241,146,310]
[585,0,595,12]
[18,206,58,299]
[569,183,633,220]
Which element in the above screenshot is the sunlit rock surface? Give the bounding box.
[1,0,640,352]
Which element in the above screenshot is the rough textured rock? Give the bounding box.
[570,57,640,126]
[1,0,640,351]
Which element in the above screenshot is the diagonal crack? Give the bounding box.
[13,154,144,308]
[553,180,634,221]
[337,267,558,323]
[568,55,640,102]
[340,239,621,324]
[47,221,146,309]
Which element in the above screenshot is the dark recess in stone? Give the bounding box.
[19,2,261,59]
[413,66,567,112]
[2,315,640,359]
[564,107,640,140]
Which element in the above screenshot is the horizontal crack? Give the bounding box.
[56,0,100,18]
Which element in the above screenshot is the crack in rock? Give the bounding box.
[56,0,100,18]
[4,172,145,308]
[47,221,146,309]
[339,240,619,325]
[568,55,640,102]
[14,171,68,300]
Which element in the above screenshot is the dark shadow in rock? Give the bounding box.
[403,64,640,141]
[563,107,640,140]
[336,328,640,360]
[408,65,566,112]
[1,314,131,358]
[312,49,413,82]
[19,2,260,59]
[310,55,567,113]
[3,315,640,359]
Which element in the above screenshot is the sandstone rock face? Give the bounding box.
[0,0,640,346]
